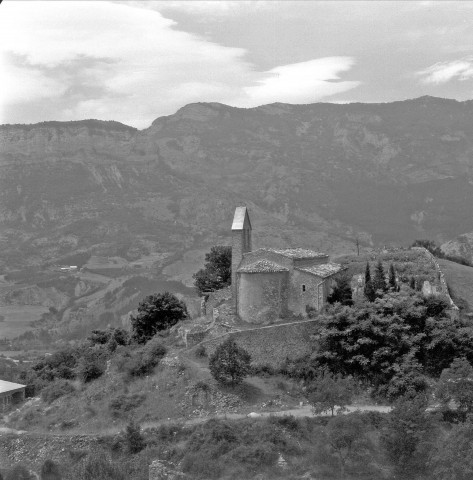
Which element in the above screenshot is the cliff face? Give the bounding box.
[2,97,473,270]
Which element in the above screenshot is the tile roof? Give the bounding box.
[265,248,328,259]
[296,263,343,278]
[238,260,289,273]
[232,206,251,230]
[0,380,26,394]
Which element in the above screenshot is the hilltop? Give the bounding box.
[3,96,473,341]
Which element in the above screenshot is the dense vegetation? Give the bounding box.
[193,246,232,295]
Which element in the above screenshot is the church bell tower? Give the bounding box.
[231,206,252,314]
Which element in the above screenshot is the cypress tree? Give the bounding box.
[409,276,416,290]
[364,280,376,302]
[389,263,397,291]
[364,262,371,285]
[363,262,376,301]
[373,260,387,295]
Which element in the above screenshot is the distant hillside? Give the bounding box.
[3,96,473,337]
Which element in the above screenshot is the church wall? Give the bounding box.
[238,271,289,324]
[288,270,325,316]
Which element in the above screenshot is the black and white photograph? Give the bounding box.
[2,1,473,478]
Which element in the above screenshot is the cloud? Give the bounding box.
[0,1,359,128]
[239,58,360,107]
[417,57,473,84]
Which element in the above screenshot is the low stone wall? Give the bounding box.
[192,319,319,368]
[412,247,459,313]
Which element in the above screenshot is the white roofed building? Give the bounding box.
[0,379,26,411]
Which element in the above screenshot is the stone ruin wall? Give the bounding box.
[411,247,459,313]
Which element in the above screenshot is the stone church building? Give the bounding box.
[231,207,343,323]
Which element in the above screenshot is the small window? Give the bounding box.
[302,284,306,292]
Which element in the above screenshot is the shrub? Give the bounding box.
[69,451,125,480]
[125,338,166,377]
[108,393,146,418]
[41,380,75,404]
[40,460,61,480]
[195,345,207,358]
[125,421,146,454]
[77,356,105,383]
[252,363,275,377]
[229,442,278,467]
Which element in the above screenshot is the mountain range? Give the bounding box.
[2,96,473,338]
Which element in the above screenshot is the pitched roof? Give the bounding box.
[0,380,26,394]
[238,260,289,273]
[296,263,343,278]
[265,248,328,259]
[232,206,251,230]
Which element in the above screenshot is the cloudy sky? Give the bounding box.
[2,1,473,128]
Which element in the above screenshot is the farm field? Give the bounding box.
[0,305,49,339]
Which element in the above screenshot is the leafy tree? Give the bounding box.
[429,420,473,480]
[326,415,372,480]
[40,460,61,480]
[307,368,355,416]
[384,353,429,401]
[316,304,411,387]
[436,358,473,420]
[131,292,188,343]
[125,420,146,454]
[193,246,232,295]
[381,394,436,479]
[372,260,387,296]
[388,263,397,291]
[209,338,251,386]
[327,273,353,306]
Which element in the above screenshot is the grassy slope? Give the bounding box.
[437,258,473,310]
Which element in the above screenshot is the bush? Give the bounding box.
[77,356,105,383]
[41,380,75,404]
[125,421,146,454]
[230,442,278,467]
[108,393,146,418]
[195,345,207,358]
[68,451,125,480]
[40,460,61,480]
[125,338,166,377]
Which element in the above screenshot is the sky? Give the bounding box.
[2,0,473,128]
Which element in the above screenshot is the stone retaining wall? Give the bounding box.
[191,319,319,367]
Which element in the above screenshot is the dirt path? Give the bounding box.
[0,404,392,438]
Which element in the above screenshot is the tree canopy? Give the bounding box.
[131,292,188,343]
[209,338,251,386]
[193,246,231,296]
